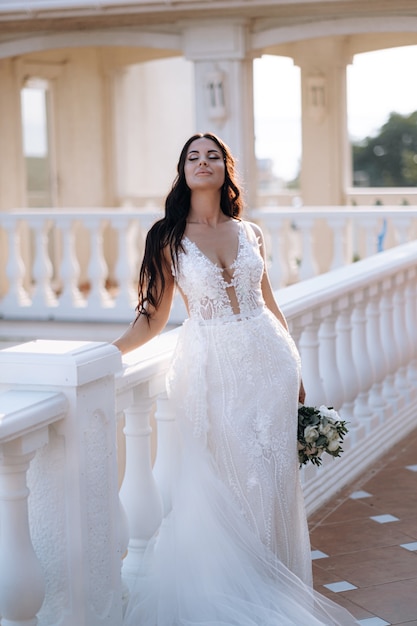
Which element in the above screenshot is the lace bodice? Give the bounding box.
[173,221,265,321]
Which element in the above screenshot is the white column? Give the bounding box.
[183,20,257,208]
[292,38,352,205]
[0,58,26,209]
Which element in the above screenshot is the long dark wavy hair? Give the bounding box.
[135,132,244,320]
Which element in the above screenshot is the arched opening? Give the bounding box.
[253,55,301,202]
[21,78,55,208]
[347,44,417,190]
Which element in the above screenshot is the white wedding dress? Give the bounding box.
[124,220,358,625]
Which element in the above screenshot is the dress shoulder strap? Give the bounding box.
[241,220,260,246]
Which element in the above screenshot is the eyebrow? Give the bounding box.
[187,148,221,155]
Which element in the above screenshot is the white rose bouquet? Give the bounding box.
[297,404,348,467]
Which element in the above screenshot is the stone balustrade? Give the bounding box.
[0,240,416,624]
[1,206,416,326]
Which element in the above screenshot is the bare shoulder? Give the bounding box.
[243,220,264,241]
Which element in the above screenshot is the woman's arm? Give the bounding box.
[113,248,175,355]
[248,222,289,331]
[248,221,306,404]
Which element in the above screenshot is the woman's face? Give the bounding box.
[184,137,225,192]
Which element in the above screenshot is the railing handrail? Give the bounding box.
[0,388,68,442]
[278,239,417,316]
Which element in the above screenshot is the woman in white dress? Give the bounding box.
[114,133,358,625]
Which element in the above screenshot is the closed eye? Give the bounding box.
[187,149,222,161]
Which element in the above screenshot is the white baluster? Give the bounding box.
[351,288,378,430]
[362,216,379,258]
[328,215,347,270]
[2,217,31,312]
[56,217,84,310]
[116,409,130,613]
[84,217,113,311]
[264,216,288,289]
[0,443,46,626]
[380,277,404,410]
[297,217,319,281]
[153,393,179,517]
[288,317,303,350]
[366,283,391,422]
[112,217,136,314]
[138,210,160,236]
[395,216,412,244]
[318,304,344,409]
[29,217,57,313]
[336,296,364,442]
[405,266,417,384]
[392,271,412,394]
[298,312,325,407]
[120,387,163,587]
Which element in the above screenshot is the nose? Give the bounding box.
[199,155,208,165]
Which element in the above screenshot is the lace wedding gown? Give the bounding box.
[124,220,358,626]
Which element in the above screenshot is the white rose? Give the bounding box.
[319,422,332,435]
[327,438,340,452]
[304,426,319,443]
[327,427,340,441]
[319,406,339,421]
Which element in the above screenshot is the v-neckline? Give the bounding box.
[184,221,243,271]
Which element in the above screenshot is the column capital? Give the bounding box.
[291,37,353,70]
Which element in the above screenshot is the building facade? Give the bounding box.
[1,1,417,212]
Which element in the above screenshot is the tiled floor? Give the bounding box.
[309,427,417,626]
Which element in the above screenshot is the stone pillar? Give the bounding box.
[183,20,257,209]
[0,58,26,210]
[0,340,123,626]
[293,38,352,206]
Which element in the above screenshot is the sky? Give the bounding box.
[254,45,417,181]
[21,45,417,181]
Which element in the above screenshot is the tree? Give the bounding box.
[352,111,417,187]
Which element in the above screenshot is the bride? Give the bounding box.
[114,133,358,625]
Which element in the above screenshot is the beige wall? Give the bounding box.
[0,58,26,209]
[0,46,193,212]
[116,57,195,206]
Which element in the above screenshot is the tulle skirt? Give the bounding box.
[123,310,359,625]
